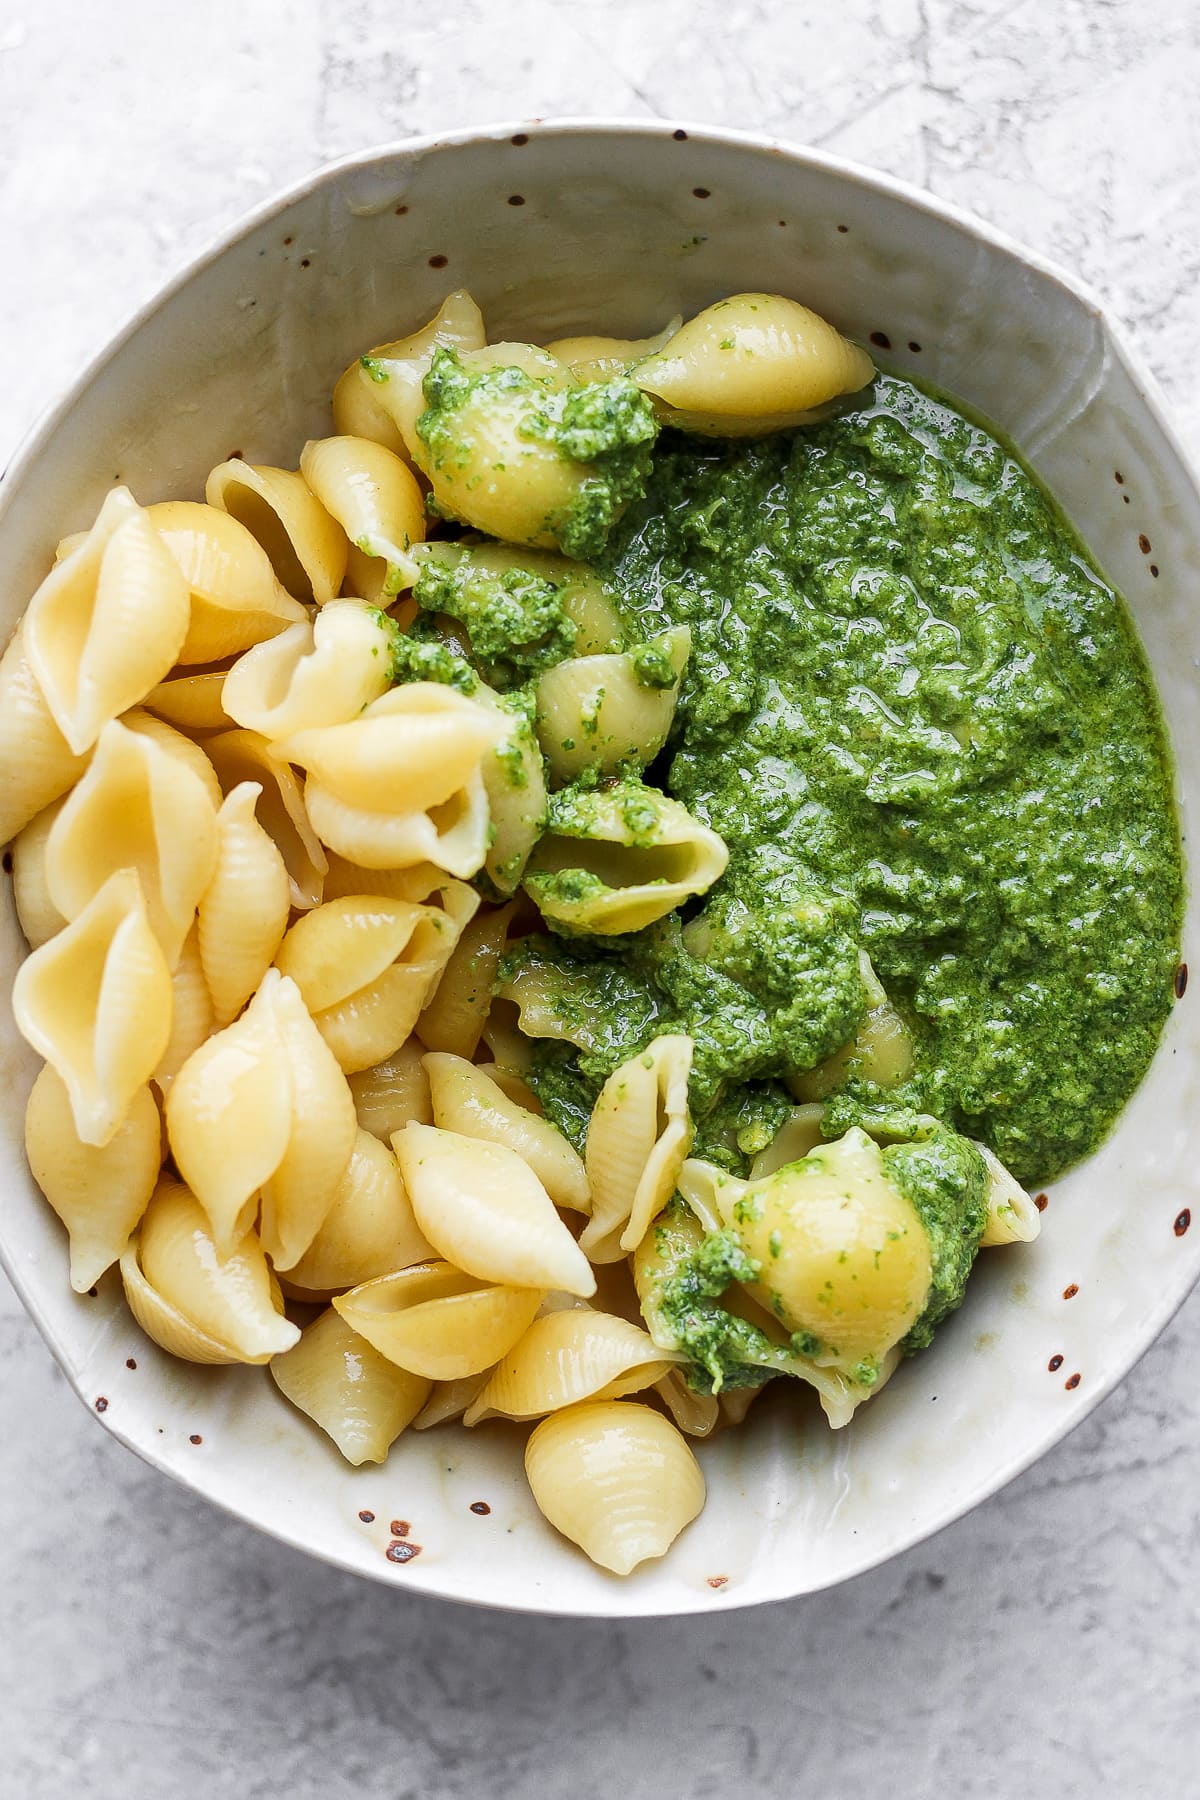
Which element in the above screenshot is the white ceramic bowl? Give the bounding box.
[1,120,1196,1618]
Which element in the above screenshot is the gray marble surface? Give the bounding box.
[2,2,1199,1794]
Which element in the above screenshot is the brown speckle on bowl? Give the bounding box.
[87,1286,98,1298]
[692,187,710,199]
[125,1357,137,1370]
[1150,564,1160,577]
[225,448,243,462]
[469,1500,491,1516]
[1115,470,1124,483]
[870,331,891,349]
[1176,962,1188,999]
[299,258,311,269]
[1062,1283,1079,1300]
[511,132,529,146]
[1174,1208,1191,1237]
[706,1575,728,1589]
[189,1434,202,1445]
[1123,493,1131,504]
[673,128,688,141]
[508,194,525,207]
[394,203,408,216]
[836,223,849,233]
[908,341,922,353]
[429,254,448,269]
[389,1519,410,1538]
[1065,1372,1082,1390]
[358,1509,375,1523]
[777,219,787,228]
[1138,533,1152,554]
[386,1539,421,1565]
[1034,1192,1049,1212]
[1048,1353,1064,1372]
[95,1396,108,1412]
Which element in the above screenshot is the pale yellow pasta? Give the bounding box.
[271,1307,430,1464]
[205,727,327,910]
[581,1035,694,1260]
[392,1121,595,1297]
[24,486,191,755]
[424,1051,589,1214]
[12,799,68,947]
[122,1177,298,1364]
[524,784,728,935]
[142,665,235,733]
[335,1262,543,1380]
[119,707,223,808]
[321,855,481,934]
[545,317,682,384]
[153,925,214,1090]
[654,1368,720,1439]
[415,902,513,1059]
[977,1141,1042,1247]
[13,867,172,1147]
[25,1065,160,1292]
[221,599,393,741]
[275,894,457,1073]
[146,501,308,663]
[524,1400,705,1576]
[411,1370,493,1430]
[205,458,348,603]
[196,780,291,1024]
[0,626,90,844]
[633,292,875,434]
[44,717,218,966]
[718,1385,765,1428]
[333,290,487,456]
[348,1041,433,1141]
[535,626,690,786]
[478,1000,535,1074]
[284,1128,433,1296]
[300,435,427,599]
[749,1104,826,1180]
[464,1309,679,1424]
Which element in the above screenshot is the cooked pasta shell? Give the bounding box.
[142,665,235,733]
[205,728,327,910]
[464,1310,679,1424]
[581,1035,694,1260]
[654,1369,720,1439]
[535,627,690,787]
[524,782,728,935]
[473,686,548,895]
[333,290,487,457]
[153,925,215,1091]
[300,436,427,597]
[392,1122,595,1298]
[256,971,358,1270]
[278,683,499,816]
[789,956,915,1101]
[335,1262,543,1380]
[205,459,348,603]
[411,1369,493,1430]
[0,626,90,844]
[25,1066,160,1292]
[545,317,682,384]
[197,781,292,1025]
[305,765,491,879]
[270,1307,429,1465]
[321,855,481,932]
[524,1400,705,1575]
[165,968,296,1253]
[416,902,513,1060]
[221,599,394,742]
[349,1041,433,1140]
[12,798,68,947]
[748,1104,826,1180]
[284,1129,433,1296]
[45,717,218,967]
[146,501,308,663]
[425,1052,589,1214]
[121,708,223,808]
[977,1141,1042,1246]
[123,1177,298,1363]
[717,1385,764,1427]
[633,292,875,433]
[24,486,191,756]
[412,538,626,656]
[13,867,172,1147]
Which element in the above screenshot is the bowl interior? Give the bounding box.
[0,122,1196,1617]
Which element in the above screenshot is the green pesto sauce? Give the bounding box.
[881,1126,988,1350]
[551,372,1181,1184]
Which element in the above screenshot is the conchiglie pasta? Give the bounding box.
[424,1051,589,1213]
[654,1369,720,1439]
[284,1128,433,1296]
[474,687,547,894]
[411,1371,493,1430]
[12,799,68,947]
[412,539,626,654]
[13,867,172,1147]
[977,1141,1042,1247]
[464,1310,679,1424]
[24,486,191,755]
[749,1104,826,1180]
[221,599,393,741]
[204,727,327,910]
[524,1400,705,1576]
[271,1308,430,1465]
[524,781,728,935]
[581,1035,694,1260]
[535,626,690,786]
[205,458,348,603]
[545,317,681,384]
[142,664,235,733]
[146,501,308,663]
[320,855,481,932]
[197,781,292,1026]
[415,902,513,1060]
[392,1121,595,1298]
[25,1066,160,1292]
[334,1262,543,1381]
[789,955,914,1102]
[348,1041,433,1141]
[152,925,214,1090]
[0,627,90,844]
[119,708,223,808]
[333,290,487,455]
[300,436,427,600]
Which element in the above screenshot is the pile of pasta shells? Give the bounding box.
[0,289,1033,1580]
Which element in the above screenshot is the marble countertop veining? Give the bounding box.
[2,3,1199,1795]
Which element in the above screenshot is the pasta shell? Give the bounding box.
[581,1035,694,1260]
[147,501,308,663]
[392,1122,595,1298]
[333,290,487,457]
[284,1129,433,1296]
[270,1308,429,1465]
[0,626,90,844]
[25,487,191,755]
[198,781,292,1025]
[654,1369,720,1439]
[416,903,513,1060]
[305,766,491,879]
[121,708,223,808]
[321,856,481,933]
[335,1262,542,1380]
[535,626,690,787]
[142,665,235,733]
[524,1400,705,1575]
[13,867,172,1147]
[278,683,499,816]
[45,717,219,967]
[205,727,327,910]
[12,798,68,947]
[748,1105,826,1180]
[474,687,547,894]
[425,1052,589,1214]
[206,459,348,603]
[221,599,393,742]
[25,1066,160,1292]
[300,436,427,596]
[411,1370,493,1430]
[349,1042,433,1141]
[153,925,215,1091]
[464,1310,679,1424]
[123,1177,298,1363]
[545,318,682,383]
[977,1141,1042,1246]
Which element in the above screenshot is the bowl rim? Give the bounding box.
[2,114,1196,1618]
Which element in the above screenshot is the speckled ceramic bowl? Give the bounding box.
[0,121,1195,1617]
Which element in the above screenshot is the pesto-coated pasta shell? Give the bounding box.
[789,956,914,1101]
[348,1041,433,1141]
[0,627,90,845]
[977,1141,1042,1246]
[25,1065,160,1293]
[332,290,487,456]
[392,1122,595,1298]
[748,1105,826,1181]
[416,903,513,1060]
[205,459,348,603]
[13,867,173,1148]
[153,925,215,1091]
[222,599,393,742]
[464,1309,680,1424]
[335,1262,543,1380]
[12,798,68,948]
[654,1368,720,1439]
[581,1035,693,1260]
[146,501,307,664]
[271,1307,430,1465]
[535,626,690,787]
[300,435,427,597]
[205,727,327,911]
[197,781,292,1026]
[424,1051,590,1214]
[284,1128,433,1296]
[475,686,547,895]
[524,1400,705,1576]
